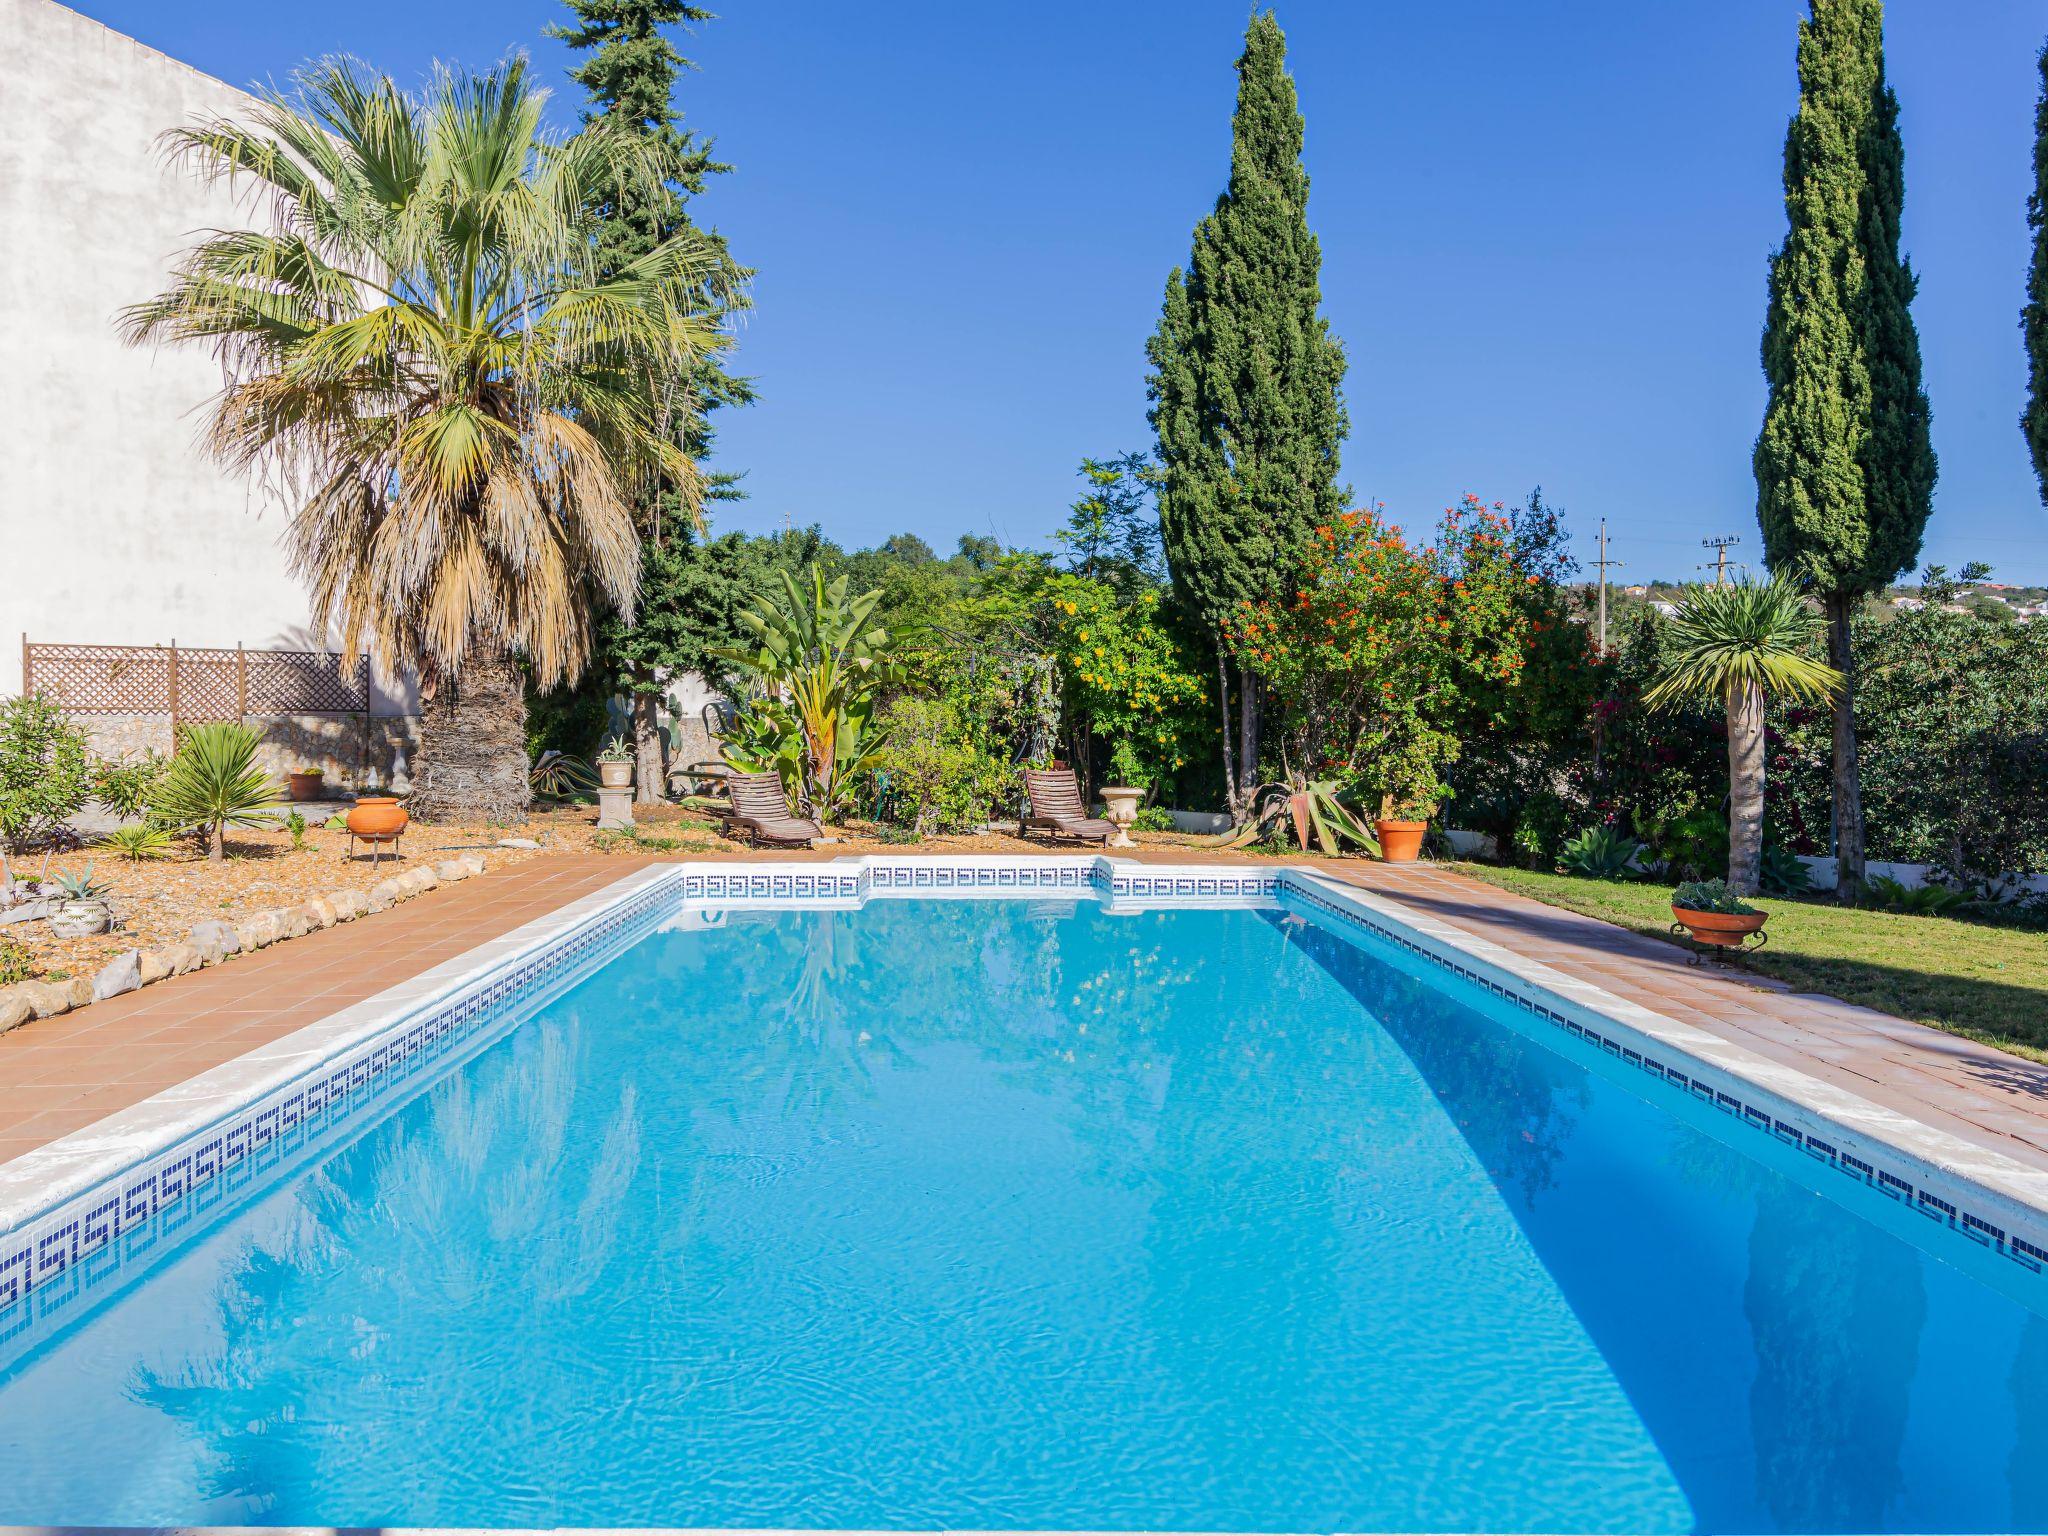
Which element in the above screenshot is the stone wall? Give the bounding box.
[82,714,423,792]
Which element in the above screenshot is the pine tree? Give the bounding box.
[1754,0,1934,902]
[551,0,754,800]
[1147,11,1347,815]
[2024,40,2048,504]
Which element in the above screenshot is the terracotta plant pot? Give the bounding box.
[1375,819,1428,862]
[599,761,633,789]
[1672,906,1766,947]
[346,795,410,840]
[287,770,325,802]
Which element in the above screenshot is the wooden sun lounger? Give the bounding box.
[1019,768,1114,846]
[722,771,823,848]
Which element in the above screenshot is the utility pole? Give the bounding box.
[1701,535,1741,586]
[1590,518,1624,655]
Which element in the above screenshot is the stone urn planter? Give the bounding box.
[1374,818,1429,862]
[599,760,634,790]
[1098,786,1142,849]
[346,795,410,840]
[288,768,326,801]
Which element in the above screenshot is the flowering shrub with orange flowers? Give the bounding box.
[1225,496,1535,818]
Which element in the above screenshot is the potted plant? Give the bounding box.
[597,735,635,790]
[48,865,114,938]
[1670,878,1767,947]
[1369,730,1455,863]
[287,765,326,801]
[1097,740,1147,846]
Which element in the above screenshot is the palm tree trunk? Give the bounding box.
[410,650,531,824]
[1727,678,1766,895]
[1825,592,1866,904]
[630,678,665,806]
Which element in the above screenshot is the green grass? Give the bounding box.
[1453,863,2048,1062]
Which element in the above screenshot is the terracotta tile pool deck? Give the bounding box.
[2,849,2045,1185]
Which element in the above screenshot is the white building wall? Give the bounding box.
[0,0,320,698]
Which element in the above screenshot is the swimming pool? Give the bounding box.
[1,863,2044,1532]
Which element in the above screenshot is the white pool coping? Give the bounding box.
[2,853,2045,1309]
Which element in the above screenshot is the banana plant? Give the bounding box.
[717,565,896,818]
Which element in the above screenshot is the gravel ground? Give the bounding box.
[0,805,1254,983]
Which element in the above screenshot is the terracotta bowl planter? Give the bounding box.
[346,795,410,840]
[287,770,325,802]
[1671,906,1766,947]
[1375,818,1428,862]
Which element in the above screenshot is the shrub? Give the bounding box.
[873,698,1014,835]
[1558,823,1643,879]
[1131,805,1175,832]
[1758,842,1813,896]
[1511,792,1574,869]
[0,694,94,851]
[1644,805,1728,883]
[1864,874,1970,917]
[150,722,283,862]
[92,750,168,820]
[1671,878,1760,916]
[0,937,33,985]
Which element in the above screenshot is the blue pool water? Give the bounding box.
[1,895,2045,1532]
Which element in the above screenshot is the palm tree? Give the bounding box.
[1643,576,1842,895]
[122,58,732,822]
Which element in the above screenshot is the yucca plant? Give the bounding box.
[150,723,283,862]
[1643,577,1842,896]
[95,823,176,863]
[122,58,734,823]
[718,566,895,818]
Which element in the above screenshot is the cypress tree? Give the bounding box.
[2024,40,2048,503]
[1147,11,1347,814]
[1754,0,1934,902]
[551,0,753,799]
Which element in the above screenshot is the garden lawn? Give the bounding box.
[1455,864,2048,1061]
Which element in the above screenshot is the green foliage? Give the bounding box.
[1558,824,1643,880]
[872,699,1014,835]
[524,671,612,763]
[1047,578,1211,799]
[1759,842,1816,896]
[1512,791,1575,870]
[284,810,308,851]
[150,722,283,862]
[597,736,634,764]
[0,938,32,986]
[1865,875,1969,917]
[1106,738,1149,791]
[1224,780,1379,856]
[1148,11,1347,636]
[92,751,168,821]
[2025,40,2048,505]
[1130,805,1176,833]
[1055,453,1163,597]
[1672,878,1761,917]
[0,694,93,851]
[1755,0,1935,599]
[720,566,895,817]
[96,823,174,862]
[1646,806,1730,884]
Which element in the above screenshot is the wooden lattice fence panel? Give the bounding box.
[22,641,370,720]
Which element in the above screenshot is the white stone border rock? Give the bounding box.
[0,853,489,1032]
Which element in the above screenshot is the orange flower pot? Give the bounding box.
[1375,819,1428,862]
[1671,906,1766,947]
[346,795,410,839]
[287,770,325,801]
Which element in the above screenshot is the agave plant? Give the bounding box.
[718,566,895,818]
[150,722,283,862]
[1865,875,1969,917]
[529,751,599,801]
[1220,779,1380,857]
[1558,823,1644,880]
[1643,577,1841,896]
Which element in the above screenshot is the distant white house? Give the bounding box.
[0,0,416,776]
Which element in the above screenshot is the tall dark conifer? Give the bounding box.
[1147,11,1347,815]
[2024,40,2048,504]
[1754,0,1934,901]
[551,0,753,799]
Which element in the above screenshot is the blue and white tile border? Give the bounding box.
[3,853,2046,1341]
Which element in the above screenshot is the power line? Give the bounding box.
[1699,535,1742,587]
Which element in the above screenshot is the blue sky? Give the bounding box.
[73,0,2048,582]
